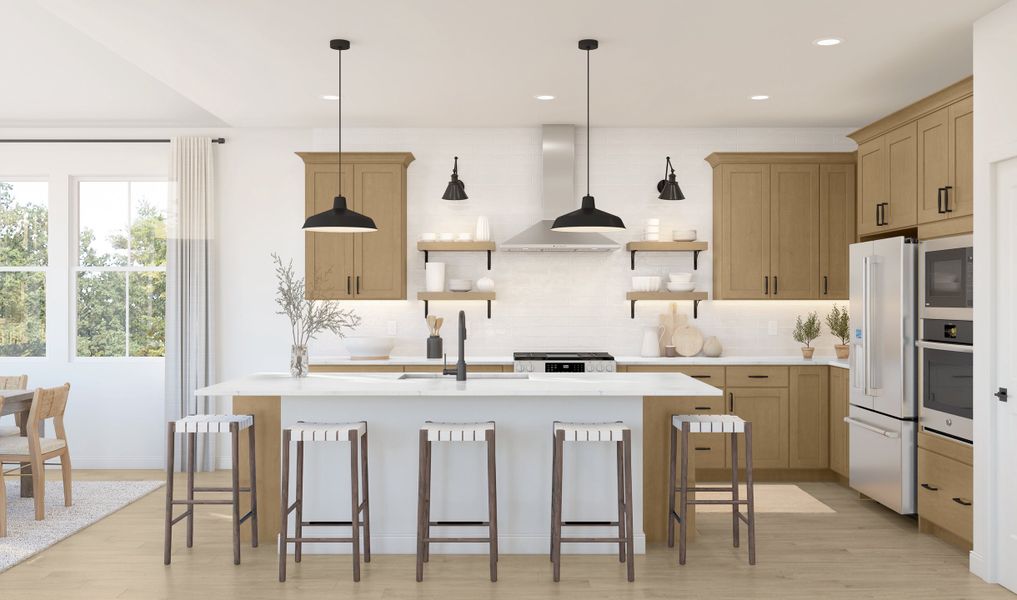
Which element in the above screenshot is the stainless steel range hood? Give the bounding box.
[501,125,620,252]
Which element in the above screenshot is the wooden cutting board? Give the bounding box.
[673,325,704,357]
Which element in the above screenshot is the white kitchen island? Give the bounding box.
[195,371,721,555]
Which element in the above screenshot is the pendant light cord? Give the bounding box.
[338,47,343,195]
[586,46,590,198]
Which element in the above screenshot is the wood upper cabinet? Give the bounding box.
[917,107,950,223]
[299,152,413,300]
[819,164,855,298]
[728,387,789,469]
[829,366,850,478]
[789,366,829,469]
[884,122,918,230]
[709,154,855,300]
[947,97,973,219]
[856,138,884,236]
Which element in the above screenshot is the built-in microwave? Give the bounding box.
[919,234,973,321]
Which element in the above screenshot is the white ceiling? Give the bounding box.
[2,0,1007,128]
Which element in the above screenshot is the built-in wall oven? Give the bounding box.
[919,234,973,321]
[917,319,973,443]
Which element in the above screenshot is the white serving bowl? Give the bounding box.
[449,279,473,292]
[631,276,662,292]
[438,233,455,241]
[667,282,696,292]
[457,233,474,241]
[668,272,694,283]
[420,232,437,241]
[672,229,697,241]
[343,336,396,360]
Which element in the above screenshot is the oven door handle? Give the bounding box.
[916,340,974,354]
[843,417,900,439]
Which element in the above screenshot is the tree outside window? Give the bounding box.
[0,181,48,357]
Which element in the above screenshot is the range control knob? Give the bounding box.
[595,363,604,372]
[606,363,615,372]
[515,363,524,372]
[525,363,534,372]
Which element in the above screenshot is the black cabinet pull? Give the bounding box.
[356,276,361,294]
[952,497,972,506]
[875,203,881,226]
[937,187,945,214]
[773,276,778,295]
[346,276,351,295]
[943,186,953,212]
[729,392,734,412]
[920,483,939,491]
[694,405,712,410]
[748,375,769,379]
[823,275,828,295]
[763,276,769,295]
[694,447,712,451]
[691,375,710,379]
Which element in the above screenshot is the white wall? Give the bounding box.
[972,0,1017,583]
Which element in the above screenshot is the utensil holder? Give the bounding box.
[427,336,443,359]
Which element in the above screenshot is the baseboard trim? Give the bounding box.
[969,550,993,582]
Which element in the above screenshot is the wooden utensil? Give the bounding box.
[673,325,704,357]
[435,317,444,336]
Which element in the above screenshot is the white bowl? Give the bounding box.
[667,282,696,292]
[645,218,661,226]
[343,336,396,360]
[438,233,455,241]
[457,233,474,241]
[668,272,694,283]
[420,232,437,241]
[631,276,662,292]
[672,229,697,241]
[449,279,473,292]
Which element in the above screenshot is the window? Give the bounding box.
[0,181,48,357]
[75,180,167,358]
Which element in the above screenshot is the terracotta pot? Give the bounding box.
[801,346,815,359]
[834,344,850,359]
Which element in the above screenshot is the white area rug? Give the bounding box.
[696,484,835,513]
[0,479,163,572]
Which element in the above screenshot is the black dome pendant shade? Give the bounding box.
[442,156,468,200]
[302,39,378,233]
[657,156,686,200]
[551,39,625,233]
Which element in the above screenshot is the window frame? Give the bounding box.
[0,177,50,360]
[70,176,168,362]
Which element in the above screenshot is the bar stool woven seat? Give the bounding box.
[174,414,253,433]
[672,414,746,433]
[288,421,367,441]
[553,421,629,442]
[422,421,494,442]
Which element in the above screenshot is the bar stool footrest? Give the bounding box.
[429,520,490,527]
[192,486,253,493]
[423,537,491,543]
[301,520,367,527]
[561,520,620,526]
[285,536,356,544]
[560,537,627,543]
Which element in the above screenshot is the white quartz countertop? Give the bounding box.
[195,372,723,398]
[311,355,850,369]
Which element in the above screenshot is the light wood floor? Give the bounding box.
[0,470,1009,599]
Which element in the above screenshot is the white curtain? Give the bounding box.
[165,137,216,471]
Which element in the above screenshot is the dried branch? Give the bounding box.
[272,253,361,347]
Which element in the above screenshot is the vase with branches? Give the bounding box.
[792,311,822,359]
[826,304,851,359]
[272,253,361,376]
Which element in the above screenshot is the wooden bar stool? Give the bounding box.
[279,421,371,583]
[416,421,497,583]
[164,414,258,566]
[550,421,635,583]
[668,414,756,566]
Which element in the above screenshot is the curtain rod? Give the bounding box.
[0,137,226,144]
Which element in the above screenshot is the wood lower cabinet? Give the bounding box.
[819,164,855,298]
[728,387,789,469]
[917,431,973,549]
[299,152,414,300]
[829,367,850,478]
[789,367,829,469]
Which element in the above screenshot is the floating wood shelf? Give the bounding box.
[417,291,496,318]
[625,291,709,319]
[417,241,496,270]
[626,241,708,270]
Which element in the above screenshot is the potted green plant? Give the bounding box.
[792,311,821,359]
[826,304,851,359]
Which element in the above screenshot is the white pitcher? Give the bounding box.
[640,325,664,357]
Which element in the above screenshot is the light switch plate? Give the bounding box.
[767,320,778,335]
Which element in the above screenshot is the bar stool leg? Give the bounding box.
[731,430,740,548]
[422,436,432,563]
[486,429,498,582]
[549,430,557,562]
[294,440,304,563]
[348,429,362,582]
[163,422,176,566]
[678,423,689,566]
[551,429,564,582]
[248,420,259,547]
[622,429,635,582]
[186,432,196,548]
[745,422,756,566]
[667,423,677,548]
[231,423,242,565]
[415,429,428,582]
[615,438,626,563]
[360,423,371,563]
[279,430,291,582]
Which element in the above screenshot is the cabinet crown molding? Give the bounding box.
[847,76,973,144]
[297,152,415,167]
[705,152,855,168]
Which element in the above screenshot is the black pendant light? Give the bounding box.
[551,39,626,233]
[303,39,378,233]
[657,156,686,200]
[441,156,468,200]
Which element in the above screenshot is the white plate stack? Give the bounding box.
[644,218,660,241]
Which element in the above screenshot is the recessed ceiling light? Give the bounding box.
[813,37,843,46]
[535,95,556,101]
[321,94,341,100]
[750,95,770,101]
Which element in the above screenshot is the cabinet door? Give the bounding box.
[770,164,820,299]
[728,387,789,469]
[885,122,918,230]
[947,97,973,218]
[829,367,850,478]
[353,163,406,299]
[649,395,728,469]
[716,164,771,299]
[856,137,885,236]
[305,164,355,299]
[819,164,855,299]
[789,366,829,469]
[917,107,950,224]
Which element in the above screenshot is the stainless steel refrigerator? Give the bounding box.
[848,236,918,515]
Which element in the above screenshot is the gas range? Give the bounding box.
[512,352,616,374]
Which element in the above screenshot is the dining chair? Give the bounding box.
[0,375,28,437]
[0,383,72,534]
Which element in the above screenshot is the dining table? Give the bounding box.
[0,389,42,498]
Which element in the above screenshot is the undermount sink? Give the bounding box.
[398,372,530,380]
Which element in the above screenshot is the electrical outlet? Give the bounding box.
[386,320,398,336]
[767,320,778,336]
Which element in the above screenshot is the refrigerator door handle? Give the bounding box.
[844,416,900,439]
